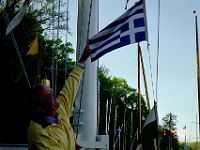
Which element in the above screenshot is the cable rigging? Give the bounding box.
[64,0,69,80]
[54,0,61,97]
[147,45,156,104]
[155,0,161,103]
[3,11,31,88]
[51,0,55,95]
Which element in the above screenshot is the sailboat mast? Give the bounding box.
[73,1,109,148]
[138,43,141,135]
[140,45,150,112]
[75,0,98,144]
[196,114,198,149]
[194,11,200,139]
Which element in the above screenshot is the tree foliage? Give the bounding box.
[0,0,74,143]
[162,112,178,131]
[160,113,179,150]
[98,66,148,150]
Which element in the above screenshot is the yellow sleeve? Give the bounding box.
[28,122,62,150]
[57,66,84,118]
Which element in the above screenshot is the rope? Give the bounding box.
[86,0,93,40]
[64,0,69,80]
[51,0,55,95]
[125,0,129,10]
[76,1,84,61]
[155,0,160,102]
[3,12,31,88]
[54,0,61,97]
[147,45,156,103]
[142,0,156,103]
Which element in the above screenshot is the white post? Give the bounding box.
[74,1,109,149]
[75,0,99,145]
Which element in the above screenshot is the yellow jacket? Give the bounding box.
[28,67,83,150]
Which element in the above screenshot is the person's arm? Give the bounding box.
[78,40,91,65]
[57,42,91,117]
[76,143,82,150]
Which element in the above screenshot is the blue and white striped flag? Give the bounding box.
[89,0,148,62]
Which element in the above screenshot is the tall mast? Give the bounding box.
[194,11,200,139]
[75,0,98,146]
[138,43,141,136]
[74,1,109,148]
[196,114,198,149]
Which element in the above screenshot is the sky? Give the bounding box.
[66,0,200,142]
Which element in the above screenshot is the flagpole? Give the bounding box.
[138,43,141,136]
[123,109,127,150]
[113,105,118,150]
[184,125,186,150]
[130,106,134,150]
[36,36,41,85]
[194,11,200,139]
[139,45,150,112]
[196,114,198,149]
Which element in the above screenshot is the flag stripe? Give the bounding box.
[91,34,132,61]
[101,8,144,33]
[89,0,147,62]
[90,13,144,45]
[101,0,143,31]
[89,8,144,43]
[90,13,145,52]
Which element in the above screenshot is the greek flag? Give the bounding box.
[89,0,148,62]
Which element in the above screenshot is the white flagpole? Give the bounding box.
[75,0,99,147]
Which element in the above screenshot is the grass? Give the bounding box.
[179,141,200,150]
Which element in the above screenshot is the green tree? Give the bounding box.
[98,66,148,150]
[160,113,179,150]
[0,0,75,143]
[162,112,177,131]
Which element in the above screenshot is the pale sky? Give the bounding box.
[67,0,200,142]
